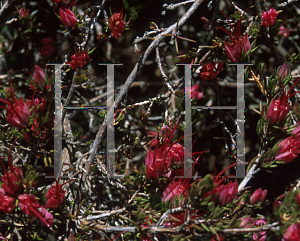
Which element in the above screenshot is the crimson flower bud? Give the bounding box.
[217,181,239,206]
[59,8,77,28]
[278,63,290,80]
[19,7,30,19]
[250,188,267,204]
[108,10,125,38]
[33,65,46,89]
[262,9,278,27]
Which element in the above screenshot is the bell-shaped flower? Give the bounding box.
[278,63,290,80]
[59,8,77,28]
[250,188,267,204]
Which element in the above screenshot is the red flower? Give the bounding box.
[279,26,290,38]
[283,223,300,241]
[0,194,15,213]
[250,188,267,204]
[45,180,72,209]
[108,10,125,38]
[18,194,53,228]
[217,180,239,206]
[162,178,189,203]
[145,122,180,179]
[0,97,30,128]
[266,78,300,125]
[275,136,300,163]
[19,7,30,19]
[191,85,203,100]
[1,167,23,195]
[262,9,278,27]
[33,65,46,89]
[40,38,56,57]
[68,50,89,70]
[59,8,77,28]
[199,61,225,81]
[216,12,250,63]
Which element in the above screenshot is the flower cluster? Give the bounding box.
[68,50,89,70]
[108,10,126,38]
[262,9,278,27]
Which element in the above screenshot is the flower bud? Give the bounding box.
[278,63,290,80]
[33,65,46,89]
[59,8,77,28]
[250,188,267,204]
